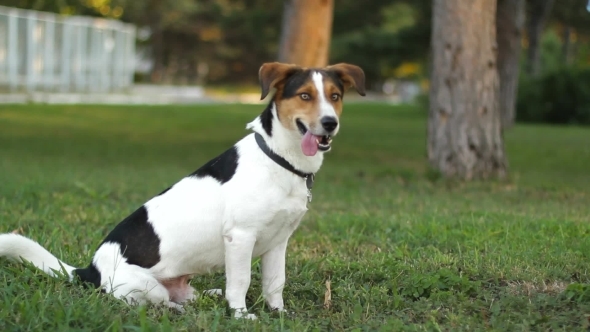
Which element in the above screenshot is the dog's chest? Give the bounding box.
[250,188,308,256]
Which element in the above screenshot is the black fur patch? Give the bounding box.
[281,69,313,99]
[259,102,274,136]
[190,146,239,184]
[99,206,161,268]
[73,263,102,289]
[322,71,345,94]
[281,69,345,99]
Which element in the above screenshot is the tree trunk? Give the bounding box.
[278,0,334,67]
[525,0,554,77]
[496,0,525,129]
[428,0,507,180]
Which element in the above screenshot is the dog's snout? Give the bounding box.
[320,116,338,132]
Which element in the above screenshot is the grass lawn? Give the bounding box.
[0,103,589,331]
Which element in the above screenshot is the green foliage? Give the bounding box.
[550,0,590,35]
[330,0,431,86]
[516,25,590,126]
[1,104,590,330]
[8,0,590,90]
[1,0,113,17]
[563,283,590,303]
[5,0,433,86]
[115,0,199,29]
[130,0,284,85]
[516,65,590,125]
[538,29,567,74]
[398,269,480,301]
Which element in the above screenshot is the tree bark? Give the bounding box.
[525,0,554,77]
[428,0,507,180]
[278,0,334,67]
[496,0,525,129]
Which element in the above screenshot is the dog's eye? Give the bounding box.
[300,93,311,100]
[331,93,340,101]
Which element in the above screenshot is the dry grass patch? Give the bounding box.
[506,280,569,297]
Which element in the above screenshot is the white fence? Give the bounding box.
[0,6,136,93]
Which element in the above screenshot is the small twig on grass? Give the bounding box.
[324,279,332,310]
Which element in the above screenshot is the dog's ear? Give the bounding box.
[259,62,301,100]
[326,63,366,96]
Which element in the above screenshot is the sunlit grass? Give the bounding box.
[1,103,589,331]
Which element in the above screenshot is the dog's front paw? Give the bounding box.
[167,302,186,313]
[233,308,257,320]
[203,288,223,297]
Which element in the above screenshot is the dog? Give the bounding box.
[0,62,365,319]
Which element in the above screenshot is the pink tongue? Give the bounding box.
[301,131,319,156]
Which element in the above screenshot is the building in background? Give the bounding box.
[0,5,135,93]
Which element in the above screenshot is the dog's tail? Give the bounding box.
[0,233,77,279]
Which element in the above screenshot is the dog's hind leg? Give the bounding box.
[159,275,197,304]
[101,264,173,307]
[93,243,181,311]
[104,266,187,312]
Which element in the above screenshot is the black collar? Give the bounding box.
[254,133,315,190]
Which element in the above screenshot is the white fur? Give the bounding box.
[311,71,340,136]
[0,234,76,278]
[94,242,185,311]
[0,99,336,319]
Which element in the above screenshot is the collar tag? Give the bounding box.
[306,174,315,190]
[305,174,315,203]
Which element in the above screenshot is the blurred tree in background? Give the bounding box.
[552,0,590,65]
[496,0,525,129]
[525,0,554,77]
[2,0,433,87]
[330,0,431,89]
[278,0,334,67]
[3,0,590,126]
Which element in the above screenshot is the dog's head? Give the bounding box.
[258,62,365,156]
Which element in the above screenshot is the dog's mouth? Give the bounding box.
[296,119,332,157]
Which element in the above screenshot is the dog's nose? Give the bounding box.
[320,116,338,132]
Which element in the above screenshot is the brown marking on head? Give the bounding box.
[321,74,347,118]
[257,62,365,136]
[273,74,319,132]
